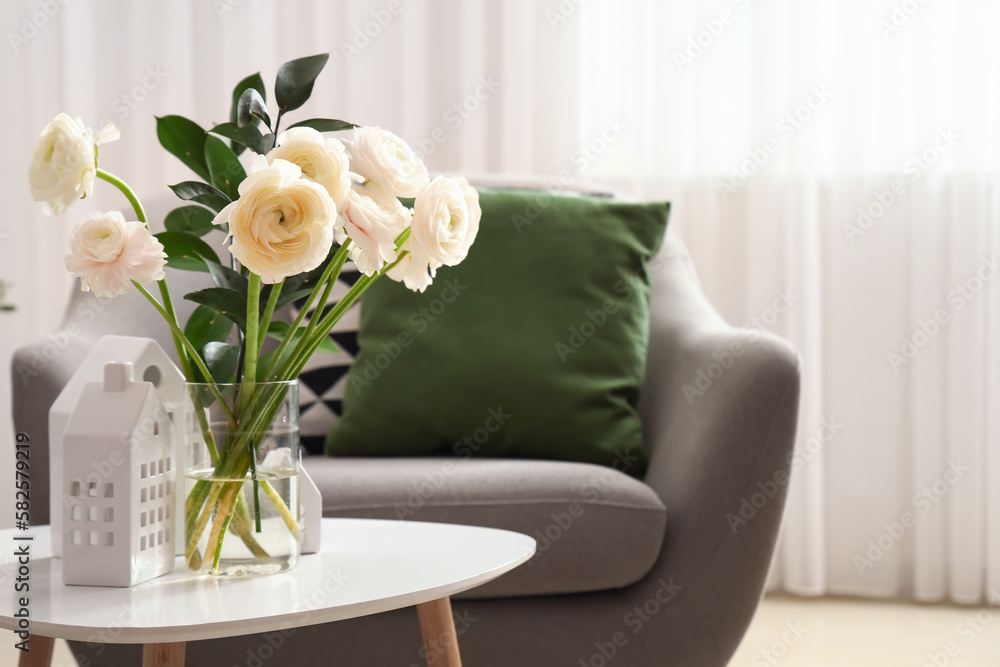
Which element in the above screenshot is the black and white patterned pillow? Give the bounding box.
[294,264,362,455]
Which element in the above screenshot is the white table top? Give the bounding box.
[0,519,535,643]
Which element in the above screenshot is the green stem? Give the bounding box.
[261,480,299,538]
[133,282,234,425]
[96,168,146,223]
[258,280,283,361]
[251,452,262,533]
[300,246,351,343]
[272,111,284,142]
[211,502,236,572]
[264,241,351,380]
[230,495,270,557]
[241,274,263,529]
[241,274,262,409]
[286,252,406,380]
[285,277,371,377]
[280,231,410,381]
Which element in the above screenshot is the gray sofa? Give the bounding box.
[11,176,800,666]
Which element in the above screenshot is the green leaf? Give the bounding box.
[156,116,211,182]
[286,118,356,133]
[274,53,330,113]
[209,122,275,155]
[185,287,247,329]
[204,135,246,200]
[206,261,248,295]
[275,286,316,311]
[203,342,241,384]
[266,321,339,354]
[164,206,219,237]
[272,245,339,310]
[208,121,242,143]
[231,73,266,124]
[154,231,221,273]
[230,73,265,158]
[168,181,232,213]
[238,88,271,129]
[184,304,234,352]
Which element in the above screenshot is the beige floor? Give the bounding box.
[730,595,1000,666]
[0,595,997,665]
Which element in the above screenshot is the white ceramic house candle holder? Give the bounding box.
[62,362,175,586]
[49,336,190,558]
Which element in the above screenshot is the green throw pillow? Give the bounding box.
[325,189,670,476]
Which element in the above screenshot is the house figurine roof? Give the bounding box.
[65,361,159,441]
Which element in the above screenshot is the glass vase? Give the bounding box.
[183,380,300,576]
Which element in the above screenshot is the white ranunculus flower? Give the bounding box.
[386,238,441,293]
[348,126,429,198]
[267,127,352,211]
[410,175,481,267]
[29,114,120,216]
[65,211,166,298]
[214,156,336,283]
[338,181,411,276]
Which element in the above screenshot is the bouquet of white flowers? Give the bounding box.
[29,53,481,574]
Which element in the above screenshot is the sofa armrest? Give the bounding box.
[627,232,800,664]
[11,338,95,526]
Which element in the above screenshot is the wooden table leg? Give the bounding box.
[142,641,186,667]
[17,634,54,667]
[416,596,462,667]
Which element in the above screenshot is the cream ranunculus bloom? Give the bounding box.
[29,114,120,216]
[348,126,429,198]
[64,211,166,298]
[267,127,352,210]
[386,238,441,293]
[214,156,336,283]
[338,180,410,276]
[410,175,481,267]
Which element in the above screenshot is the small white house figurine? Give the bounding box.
[62,362,175,587]
[50,335,189,558]
[299,467,322,554]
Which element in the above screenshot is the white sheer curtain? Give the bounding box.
[2,0,997,603]
[575,0,1000,603]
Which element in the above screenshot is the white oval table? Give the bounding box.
[0,519,535,667]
